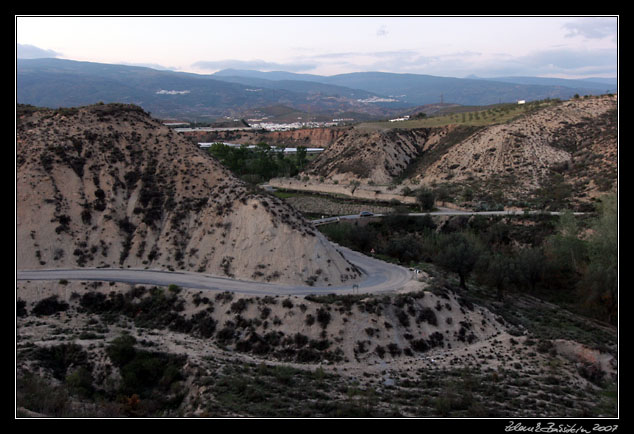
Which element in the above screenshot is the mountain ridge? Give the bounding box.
[17,58,617,122]
[213,68,617,105]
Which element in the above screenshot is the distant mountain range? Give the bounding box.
[16,58,617,122]
[214,69,617,106]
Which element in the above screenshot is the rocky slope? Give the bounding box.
[300,95,617,206]
[182,126,349,149]
[16,103,360,286]
[303,127,449,185]
[411,95,618,200]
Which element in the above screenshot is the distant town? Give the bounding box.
[165,119,345,132]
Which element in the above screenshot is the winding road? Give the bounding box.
[16,244,413,297]
[17,209,581,297]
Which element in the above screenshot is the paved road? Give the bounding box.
[17,209,581,297]
[311,208,583,225]
[16,244,413,297]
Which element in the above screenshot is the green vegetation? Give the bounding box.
[319,193,617,325]
[18,333,186,417]
[78,284,218,338]
[207,142,309,184]
[194,355,614,417]
[201,361,393,417]
[361,99,563,129]
[106,333,187,414]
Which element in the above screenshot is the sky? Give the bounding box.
[15,15,618,79]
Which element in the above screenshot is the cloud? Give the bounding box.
[563,17,617,40]
[376,25,388,37]
[17,43,61,59]
[191,45,616,79]
[120,61,176,71]
[349,47,616,79]
[314,49,484,76]
[192,59,316,73]
[513,48,617,76]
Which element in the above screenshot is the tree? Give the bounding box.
[385,235,422,264]
[436,232,482,289]
[106,333,137,367]
[481,252,515,301]
[515,246,546,292]
[545,210,587,274]
[295,146,308,171]
[578,194,618,324]
[415,188,436,212]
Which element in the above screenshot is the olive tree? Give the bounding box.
[435,232,482,290]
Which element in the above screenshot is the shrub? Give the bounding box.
[107,333,138,367]
[305,314,315,326]
[375,345,386,358]
[65,366,95,398]
[190,311,217,338]
[410,339,429,353]
[107,333,186,397]
[316,308,331,329]
[16,373,70,417]
[17,299,27,317]
[395,308,410,327]
[417,306,438,326]
[32,295,69,316]
[387,343,402,357]
[230,298,250,314]
[33,343,90,381]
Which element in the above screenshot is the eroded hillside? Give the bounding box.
[304,127,447,184]
[183,126,349,149]
[412,95,618,202]
[16,103,360,286]
[300,95,617,208]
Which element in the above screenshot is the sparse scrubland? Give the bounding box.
[16,98,617,419]
[289,94,617,213]
[16,264,617,417]
[16,103,359,286]
[16,197,617,417]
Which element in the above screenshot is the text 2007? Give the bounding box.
[593,425,618,433]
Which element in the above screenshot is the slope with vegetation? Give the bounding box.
[17,262,617,417]
[298,94,617,211]
[16,103,360,286]
[15,97,618,419]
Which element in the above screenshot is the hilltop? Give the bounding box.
[16,103,360,286]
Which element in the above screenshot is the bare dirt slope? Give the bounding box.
[303,127,441,184]
[299,95,617,206]
[412,95,618,199]
[16,103,360,286]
